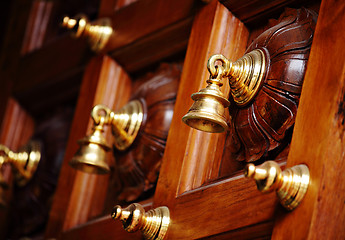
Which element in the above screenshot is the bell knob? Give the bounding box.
[182,84,230,133]
[70,125,111,174]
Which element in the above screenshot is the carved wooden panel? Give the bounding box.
[221,8,317,174]
[106,63,181,205]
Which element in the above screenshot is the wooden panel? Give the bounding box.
[0,98,34,239]
[102,0,199,52]
[21,0,53,54]
[202,221,273,240]
[14,35,91,95]
[219,0,317,26]
[45,55,131,238]
[14,0,201,111]
[0,0,33,125]
[110,16,193,72]
[271,0,345,239]
[154,0,249,207]
[170,176,278,239]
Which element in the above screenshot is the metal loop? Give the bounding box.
[207,54,231,78]
[91,104,113,125]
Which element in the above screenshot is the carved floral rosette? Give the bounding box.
[228,8,317,162]
[113,63,181,202]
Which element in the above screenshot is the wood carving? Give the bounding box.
[227,8,317,163]
[113,63,181,202]
[6,108,73,238]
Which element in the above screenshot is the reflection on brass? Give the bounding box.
[70,124,111,174]
[70,100,144,174]
[182,49,266,133]
[0,141,41,186]
[245,161,310,210]
[111,203,170,240]
[62,15,113,52]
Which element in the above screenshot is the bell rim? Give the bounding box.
[69,158,110,175]
[182,111,228,133]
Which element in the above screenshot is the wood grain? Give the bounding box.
[21,0,53,54]
[154,0,249,209]
[0,98,34,239]
[0,0,33,126]
[219,0,313,26]
[169,175,278,239]
[271,0,345,239]
[45,55,131,238]
[101,0,199,52]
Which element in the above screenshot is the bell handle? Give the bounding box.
[207,54,231,78]
[0,145,11,159]
[91,104,113,126]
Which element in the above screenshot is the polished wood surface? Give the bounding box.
[109,63,181,204]
[0,0,33,125]
[222,8,317,165]
[45,55,131,238]
[152,2,277,238]
[219,0,316,26]
[3,0,344,239]
[154,0,249,206]
[21,0,53,54]
[272,0,345,238]
[0,98,34,239]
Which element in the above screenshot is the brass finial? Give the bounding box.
[112,203,170,240]
[182,49,267,133]
[61,15,113,52]
[245,161,310,210]
[0,141,41,186]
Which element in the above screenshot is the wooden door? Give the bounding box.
[50,0,345,239]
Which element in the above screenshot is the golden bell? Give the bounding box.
[70,100,144,174]
[70,125,111,174]
[182,82,230,133]
[183,50,266,133]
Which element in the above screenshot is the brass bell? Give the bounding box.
[70,100,144,174]
[183,50,266,133]
[70,125,111,174]
[182,77,230,133]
